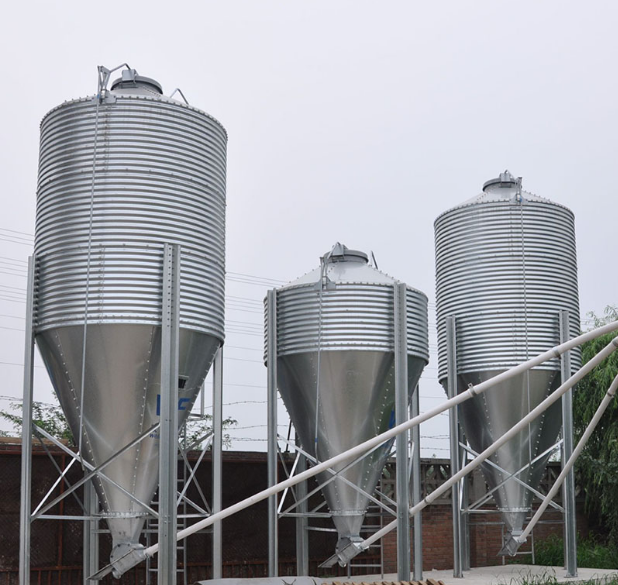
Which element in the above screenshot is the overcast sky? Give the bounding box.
[0,1,616,456]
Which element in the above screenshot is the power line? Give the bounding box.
[225,345,262,352]
[225,307,262,315]
[225,330,262,337]
[224,356,262,364]
[227,271,286,285]
[226,295,263,305]
[0,256,28,265]
[0,360,45,369]
[0,227,34,239]
[0,284,26,292]
[0,237,34,247]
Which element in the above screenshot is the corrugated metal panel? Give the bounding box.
[435,187,580,379]
[35,94,226,340]
[265,277,429,360]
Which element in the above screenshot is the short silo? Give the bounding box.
[34,69,226,560]
[435,171,580,544]
[265,243,429,556]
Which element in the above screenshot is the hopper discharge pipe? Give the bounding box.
[502,370,618,555]
[94,320,618,578]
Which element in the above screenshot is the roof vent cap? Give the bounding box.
[323,243,368,264]
[110,69,163,95]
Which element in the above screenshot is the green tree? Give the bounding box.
[183,413,238,450]
[573,305,618,543]
[0,400,74,445]
[0,399,237,450]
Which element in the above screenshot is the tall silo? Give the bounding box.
[265,243,429,558]
[435,171,580,546]
[34,68,226,561]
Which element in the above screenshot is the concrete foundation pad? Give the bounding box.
[202,580,324,585]
[328,565,618,584]
[201,567,618,585]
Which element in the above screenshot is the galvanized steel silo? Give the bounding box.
[34,69,226,557]
[265,243,429,554]
[435,171,580,542]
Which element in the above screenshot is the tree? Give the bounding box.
[573,305,618,543]
[0,399,237,450]
[0,400,74,445]
[183,413,238,449]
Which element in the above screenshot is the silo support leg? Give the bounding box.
[212,348,223,579]
[394,283,410,581]
[446,316,463,578]
[19,256,36,585]
[267,290,279,577]
[560,310,577,578]
[411,386,423,581]
[159,244,181,585]
[460,444,470,572]
[296,445,309,576]
[83,480,99,585]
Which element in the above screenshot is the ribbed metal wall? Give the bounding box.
[264,252,429,361]
[435,182,580,380]
[35,93,227,339]
[273,284,429,359]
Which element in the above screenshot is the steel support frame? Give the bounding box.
[83,480,100,584]
[411,386,423,580]
[266,283,418,578]
[394,283,411,581]
[20,245,218,584]
[212,348,224,579]
[460,433,470,572]
[276,435,399,573]
[158,243,181,585]
[295,436,309,576]
[278,438,398,518]
[33,423,161,520]
[446,316,465,578]
[446,311,578,576]
[266,290,279,576]
[19,256,36,585]
[560,310,577,578]
[464,442,565,513]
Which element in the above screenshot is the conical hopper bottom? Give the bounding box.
[36,324,220,552]
[278,350,425,546]
[455,369,562,541]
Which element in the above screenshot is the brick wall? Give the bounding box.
[0,440,589,582]
[380,463,590,572]
[382,503,589,572]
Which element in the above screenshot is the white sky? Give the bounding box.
[0,1,616,457]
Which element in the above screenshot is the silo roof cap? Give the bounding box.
[482,169,521,192]
[434,169,574,226]
[323,243,368,264]
[110,69,163,94]
[280,242,427,292]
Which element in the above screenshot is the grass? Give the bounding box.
[516,578,618,585]
[502,535,618,584]
[528,535,618,570]
[498,566,618,584]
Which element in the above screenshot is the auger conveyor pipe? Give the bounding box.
[510,371,618,551]
[154,320,618,557]
[351,333,618,561]
[101,320,618,576]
